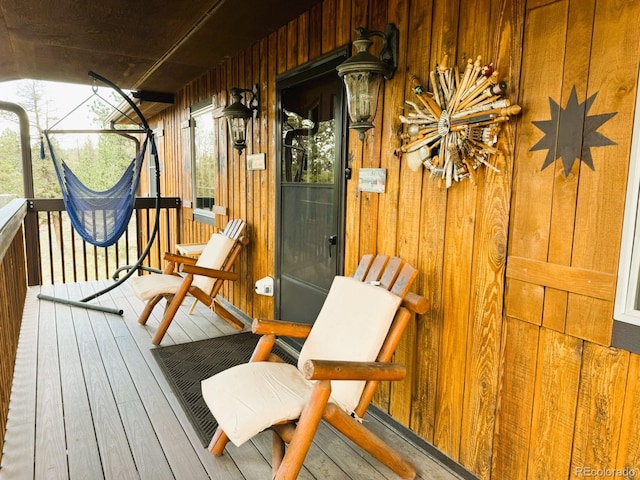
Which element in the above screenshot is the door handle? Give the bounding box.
[328,235,337,258]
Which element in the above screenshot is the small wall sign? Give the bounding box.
[358,168,386,193]
[247,152,266,171]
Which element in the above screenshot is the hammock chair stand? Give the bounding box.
[37,71,162,315]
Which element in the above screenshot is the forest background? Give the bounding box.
[0,80,143,285]
[0,80,137,206]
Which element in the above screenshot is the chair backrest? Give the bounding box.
[297,254,418,416]
[191,219,246,293]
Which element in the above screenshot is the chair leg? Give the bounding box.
[323,404,416,480]
[188,298,199,314]
[152,298,179,345]
[208,427,230,456]
[274,380,331,480]
[272,431,285,478]
[152,278,192,345]
[138,295,163,325]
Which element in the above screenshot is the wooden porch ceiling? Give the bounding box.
[0,0,322,94]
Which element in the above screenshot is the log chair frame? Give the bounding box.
[208,253,428,480]
[137,219,249,345]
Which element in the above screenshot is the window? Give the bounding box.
[191,99,216,222]
[613,71,640,353]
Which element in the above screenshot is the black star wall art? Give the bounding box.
[530,86,617,176]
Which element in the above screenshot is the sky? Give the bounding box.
[0,79,123,135]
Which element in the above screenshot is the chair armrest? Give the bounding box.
[252,318,312,338]
[163,252,198,265]
[402,292,429,315]
[302,360,406,381]
[180,264,239,281]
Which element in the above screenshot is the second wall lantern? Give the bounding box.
[337,24,399,139]
[222,85,260,153]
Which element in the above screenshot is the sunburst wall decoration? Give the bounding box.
[397,55,521,188]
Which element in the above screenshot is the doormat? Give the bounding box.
[151,332,297,446]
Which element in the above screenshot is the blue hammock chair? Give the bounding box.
[43,131,149,247]
[37,71,162,315]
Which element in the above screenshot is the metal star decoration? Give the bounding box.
[530,86,616,176]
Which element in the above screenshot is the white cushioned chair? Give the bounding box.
[131,219,247,345]
[202,254,428,480]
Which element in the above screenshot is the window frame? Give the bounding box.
[190,98,218,225]
[613,70,640,353]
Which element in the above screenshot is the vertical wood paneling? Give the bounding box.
[363,0,388,409]
[384,0,413,426]
[253,39,268,319]
[308,3,323,60]
[266,30,278,320]
[616,353,640,472]
[242,46,254,316]
[458,0,524,475]
[287,19,299,72]
[297,12,310,65]
[431,0,469,459]
[528,329,582,479]
[566,0,640,345]
[407,0,439,444]
[505,0,568,326]
[335,0,351,47]
[140,1,640,479]
[343,0,369,276]
[491,317,538,479]
[357,0,385,259]
[571,344,629,476]
[541,0,595,333]
[321,0,337,54]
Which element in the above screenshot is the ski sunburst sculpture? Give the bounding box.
[397,55,521,188]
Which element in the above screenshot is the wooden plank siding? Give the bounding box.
[135,0,640,478]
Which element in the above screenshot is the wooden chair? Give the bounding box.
[131,219,248,345]
[201,254,428,480]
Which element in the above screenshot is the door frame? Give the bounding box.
[274,46,350,320]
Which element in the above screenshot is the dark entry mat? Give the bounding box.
[151,332,297,446]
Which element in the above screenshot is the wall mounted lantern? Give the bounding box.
[222,85,260,153]
[336,24,399,139]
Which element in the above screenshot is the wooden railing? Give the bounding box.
[0,196,181,464]
[0,199,28,465]
[25,197,182,286]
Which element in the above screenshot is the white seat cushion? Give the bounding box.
[129,233,235,301]
[130,273,186,300]
[202,361,313,446]
[201,276,402,446]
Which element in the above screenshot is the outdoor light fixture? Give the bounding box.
[337,24,399,139]
[222,85,259,153]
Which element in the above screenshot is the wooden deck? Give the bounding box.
[0,280,463,480]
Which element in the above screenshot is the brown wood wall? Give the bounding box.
[145,0,640,478]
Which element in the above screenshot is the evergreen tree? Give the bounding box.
[0,128,23,197]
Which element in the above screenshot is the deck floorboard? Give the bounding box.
[1,280,462,480]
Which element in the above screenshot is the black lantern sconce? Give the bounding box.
[336,24,399,140]
[222,85,260,153]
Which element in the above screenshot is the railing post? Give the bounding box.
[24,202,42,286]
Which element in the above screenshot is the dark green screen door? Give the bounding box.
[276,54,346,333]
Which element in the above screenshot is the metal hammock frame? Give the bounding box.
[37,71,162,315]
